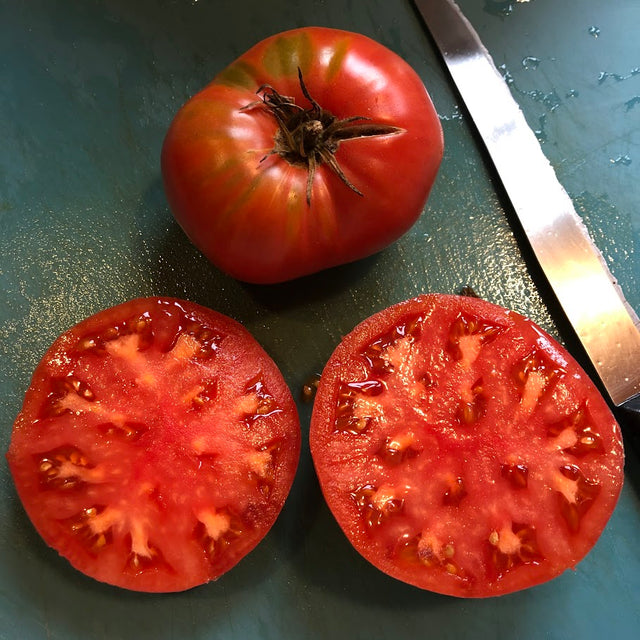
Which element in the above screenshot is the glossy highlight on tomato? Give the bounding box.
[161,27,444,283]
[6,297,301,592]
[310,294,624,597]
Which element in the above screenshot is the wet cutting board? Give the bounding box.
[1,0,639,638]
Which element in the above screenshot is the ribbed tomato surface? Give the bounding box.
[161,27,443,283]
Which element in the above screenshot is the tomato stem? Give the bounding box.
[245,68,404,205]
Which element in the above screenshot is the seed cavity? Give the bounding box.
[555,464,601,533]
[65,505,114,554]
[457,377,486,425]
[447,313,504,365]
[97,420,148,442]
[547,406,604,457]
[351,484,404,528]
[334,380,385,434]
[361,316,423,375]
[125,541,165,575]
[513,347,565,413]
[43,375,96,417]
[242,375,281,425]
[76,314,154,355]
[37,446,100,489]
[375,432,421,465]
[396,532,467,580]
[177,318,222,359]
[184,379,218,411]
[194,508,245,561]
[488,522,543,578]
[442,476,467,507]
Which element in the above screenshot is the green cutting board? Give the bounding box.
[1,1,639,638]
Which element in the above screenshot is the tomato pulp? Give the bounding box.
[7,297,301,592]
[161,27,444,283]
[310,294,624,597]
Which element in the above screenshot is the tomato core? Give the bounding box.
[249,70,403,203]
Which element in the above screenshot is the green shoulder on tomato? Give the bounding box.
[161,27,443,283]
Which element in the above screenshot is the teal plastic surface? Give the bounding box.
[1,1,639,638]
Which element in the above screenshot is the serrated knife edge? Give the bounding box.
[413,0,640,408]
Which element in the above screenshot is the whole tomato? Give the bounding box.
[161,27,444,283]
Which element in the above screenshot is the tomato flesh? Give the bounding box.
[161,27,444,283]
[310,294,624,597]
[7,297,300,592]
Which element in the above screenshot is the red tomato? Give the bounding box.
[6,297,300,592]
[161,27,443,284]
[310,294,624,597]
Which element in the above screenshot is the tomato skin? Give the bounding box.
[310,294,624,597]
[7,297,300,592]
[161,27,443,283]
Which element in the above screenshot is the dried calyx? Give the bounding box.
[244,69,404,204]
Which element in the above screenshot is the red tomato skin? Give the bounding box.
[161,27,444,283]
[310,294,624,598]
[7,297,301,592]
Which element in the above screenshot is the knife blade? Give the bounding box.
[413,0,640,419]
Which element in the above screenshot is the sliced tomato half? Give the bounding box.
[310,294,624,597]
[7,297,300,592]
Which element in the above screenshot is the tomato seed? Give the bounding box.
[376,433,420,465]
[300,374,321,403]
[443,477,467,506]
[500,463,529,489]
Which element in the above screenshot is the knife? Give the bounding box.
[413,0,640,426]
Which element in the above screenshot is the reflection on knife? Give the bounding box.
[413,0,640,420]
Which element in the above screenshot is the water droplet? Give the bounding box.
[588,26,601,38]
[483,1,515,18]
[534,114,548,143]
[610,155,632,166]
[522,56,540,70]
[498,64,515,85]
[438,106,463,122]
[599,68,640,84]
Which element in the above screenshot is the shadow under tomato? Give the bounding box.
[138,178,381,319]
